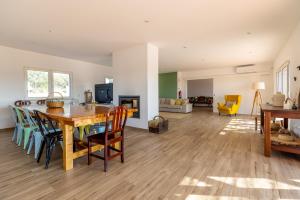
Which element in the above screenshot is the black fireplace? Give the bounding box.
[119,95,140,118]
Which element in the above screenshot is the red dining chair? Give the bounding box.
[87,106,128,172]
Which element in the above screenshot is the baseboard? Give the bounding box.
[0,127,14,133]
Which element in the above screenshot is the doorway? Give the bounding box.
[187,78,214,112]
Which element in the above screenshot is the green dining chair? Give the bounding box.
[15,107,38,149]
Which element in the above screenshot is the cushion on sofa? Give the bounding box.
[170,99,175,105]
[165,99,171,105]
[175,99,182,105]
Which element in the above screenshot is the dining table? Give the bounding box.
[22,104,137,171]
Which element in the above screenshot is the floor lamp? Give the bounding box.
[251,81,265,116]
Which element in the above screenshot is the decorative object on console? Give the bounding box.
[271,92,285,107]
[284,98,293,109]
[84,90,93,104]
[251,81,265,115]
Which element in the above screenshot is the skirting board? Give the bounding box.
[0,127,14,133]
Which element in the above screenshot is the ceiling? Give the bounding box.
[0,0,300,72]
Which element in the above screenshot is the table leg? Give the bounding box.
[62,123,74,171]
[255,116,258,131]
[284,118,288,129]
[264,111,271,157]
[260,108,264,134]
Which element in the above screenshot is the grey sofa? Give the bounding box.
[159,98,193,113]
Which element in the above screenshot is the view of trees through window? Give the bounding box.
[53,72,70,97]
[26,69,71,98]
[27,70,49,98]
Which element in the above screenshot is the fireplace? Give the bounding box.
[119,96,140,118]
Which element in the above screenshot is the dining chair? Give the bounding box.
[14,100,31,107]
[22,108,43,159]
[36,99,46,105]
[34,110,63,169]
[14,107,32,148]
[9,105,20,143]
[87,106,128,172]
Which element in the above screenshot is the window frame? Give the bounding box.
[105,77,113,84]
[24,67,73,99]
[276,61,290,97]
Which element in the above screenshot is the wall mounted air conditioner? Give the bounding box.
[235,64,256,74]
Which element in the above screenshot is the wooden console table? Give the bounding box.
[261,104,300,156]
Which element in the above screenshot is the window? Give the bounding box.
[53,72,71,97]
[276,62,289,97]
[25,69,72,98]
[105,77,113,84]
[27,70,49,98]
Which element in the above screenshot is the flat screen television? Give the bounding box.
[95,83,113,103]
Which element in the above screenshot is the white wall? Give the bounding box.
[0,45,113,129]
[187,79,213,97]
[273,20,300,134]
[147,44,159,120]
[113,43,159,129]
[178,65,273,115]
[273,20,300,98]
[213,74,273,114]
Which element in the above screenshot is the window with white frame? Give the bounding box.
[105,77,113,84]
[25,69,71,98]
[276,62,289,97]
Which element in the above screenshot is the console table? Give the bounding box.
[261,104,300,156]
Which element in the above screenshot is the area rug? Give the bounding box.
[159,112,192,120]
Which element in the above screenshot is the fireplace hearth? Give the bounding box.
[119,96,140,118]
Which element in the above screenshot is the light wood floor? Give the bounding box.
[1,108,300,200]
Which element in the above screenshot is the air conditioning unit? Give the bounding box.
[236,64,256,74]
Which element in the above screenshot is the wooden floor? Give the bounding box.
[1,108,300,200]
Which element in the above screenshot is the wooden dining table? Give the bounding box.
[23,104,136,171]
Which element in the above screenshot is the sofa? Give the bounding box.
[188,96,213,107]
[159,98,193,113]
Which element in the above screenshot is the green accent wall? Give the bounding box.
[159,72,177,98]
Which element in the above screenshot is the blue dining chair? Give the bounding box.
[23,108,43,159]
[9,105,20,143]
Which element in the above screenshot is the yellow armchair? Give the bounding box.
[217,95,241,116]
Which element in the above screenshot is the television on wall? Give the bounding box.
[95,83,113,103]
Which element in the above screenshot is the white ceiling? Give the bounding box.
[0,0,300,72]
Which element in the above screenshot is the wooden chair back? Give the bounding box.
[36,99,46,105]
[14,100,31,107]
[34,110,60,137]
[105,106,128,137]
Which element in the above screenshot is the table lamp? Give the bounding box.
[251,81,265,115]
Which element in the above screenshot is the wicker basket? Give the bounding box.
[271,133,300,147]
[46,92,64,108]
[148,116,168,134]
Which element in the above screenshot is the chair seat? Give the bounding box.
[88,132,120,144]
